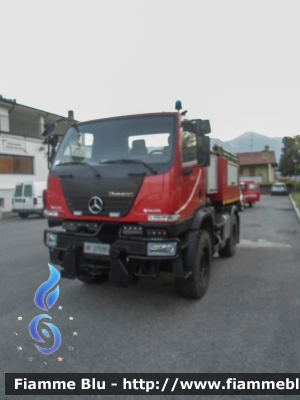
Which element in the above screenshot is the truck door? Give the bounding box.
[178,129,205,218]
[248,182,260,202]
[23,184,34,210]
[13,184,24,210]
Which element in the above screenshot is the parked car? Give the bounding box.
[271,183,288,196]
[12,181,47,218]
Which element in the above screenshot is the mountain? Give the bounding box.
[211,132,283,163]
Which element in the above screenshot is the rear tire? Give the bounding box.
[175,230,211,299]
[249,202,253,208]
[19,213,28,219]
[219,214,237,257]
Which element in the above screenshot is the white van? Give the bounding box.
[12,181,47,218]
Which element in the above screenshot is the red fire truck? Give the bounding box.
[42,102,240,299]
[239,181,260,207]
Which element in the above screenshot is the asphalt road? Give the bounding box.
[1,195,300,400]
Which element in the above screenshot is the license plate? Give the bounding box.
[84,242,110,255]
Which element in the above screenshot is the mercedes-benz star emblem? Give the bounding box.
[88,196,103,214]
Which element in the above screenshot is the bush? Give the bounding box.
[291,193,300,208]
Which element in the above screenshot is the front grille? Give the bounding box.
[65,196,133,216]
[61,176,144,217]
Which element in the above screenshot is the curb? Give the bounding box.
[289,194,300,223]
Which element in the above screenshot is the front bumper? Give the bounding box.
[44,228,181,286]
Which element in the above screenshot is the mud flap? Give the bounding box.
[110,249,129,287]
[173,230,198,279]
[173,257,192,279]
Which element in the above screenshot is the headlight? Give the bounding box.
[46,232,57,247]
[147,242,177,256]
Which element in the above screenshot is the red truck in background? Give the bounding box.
[239,181,260,207]
[42,101,240,299]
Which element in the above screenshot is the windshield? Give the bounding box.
[53,116,175,169]
[249,183,258,190]
[240,183,259,191]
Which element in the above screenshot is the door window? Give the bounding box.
[24,185,32,197]
[14,185,23,197]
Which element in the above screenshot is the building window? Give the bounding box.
[0,198,4,207]
[0,154,34,174]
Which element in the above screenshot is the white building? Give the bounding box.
[0,95,75,212]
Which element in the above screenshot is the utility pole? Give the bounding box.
[250,132,253,152]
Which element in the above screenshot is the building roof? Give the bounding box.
[0,95,76,138]
[0,95,68,119]
[236,151,277,166]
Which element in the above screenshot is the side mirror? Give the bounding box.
[47,134,59,170]
[49,135,58,147]
[194,119,211,135]
[197,135,210,167]
[42,122,56,137]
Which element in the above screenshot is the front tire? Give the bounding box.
[175,230,211,299]
[219,214,237,257]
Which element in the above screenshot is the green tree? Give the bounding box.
[279,136,300,176]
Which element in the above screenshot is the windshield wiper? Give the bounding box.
[56,161,101,178]
[99,159,157,174]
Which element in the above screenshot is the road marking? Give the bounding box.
[239,239,292,248]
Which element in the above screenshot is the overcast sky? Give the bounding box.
[1,0,300,140]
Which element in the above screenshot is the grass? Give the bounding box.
[291,192,300,210]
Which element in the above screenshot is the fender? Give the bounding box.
[191,207,214,231]
[224,204,240,244]
[173,208,214,279]
[190,207,215,259]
